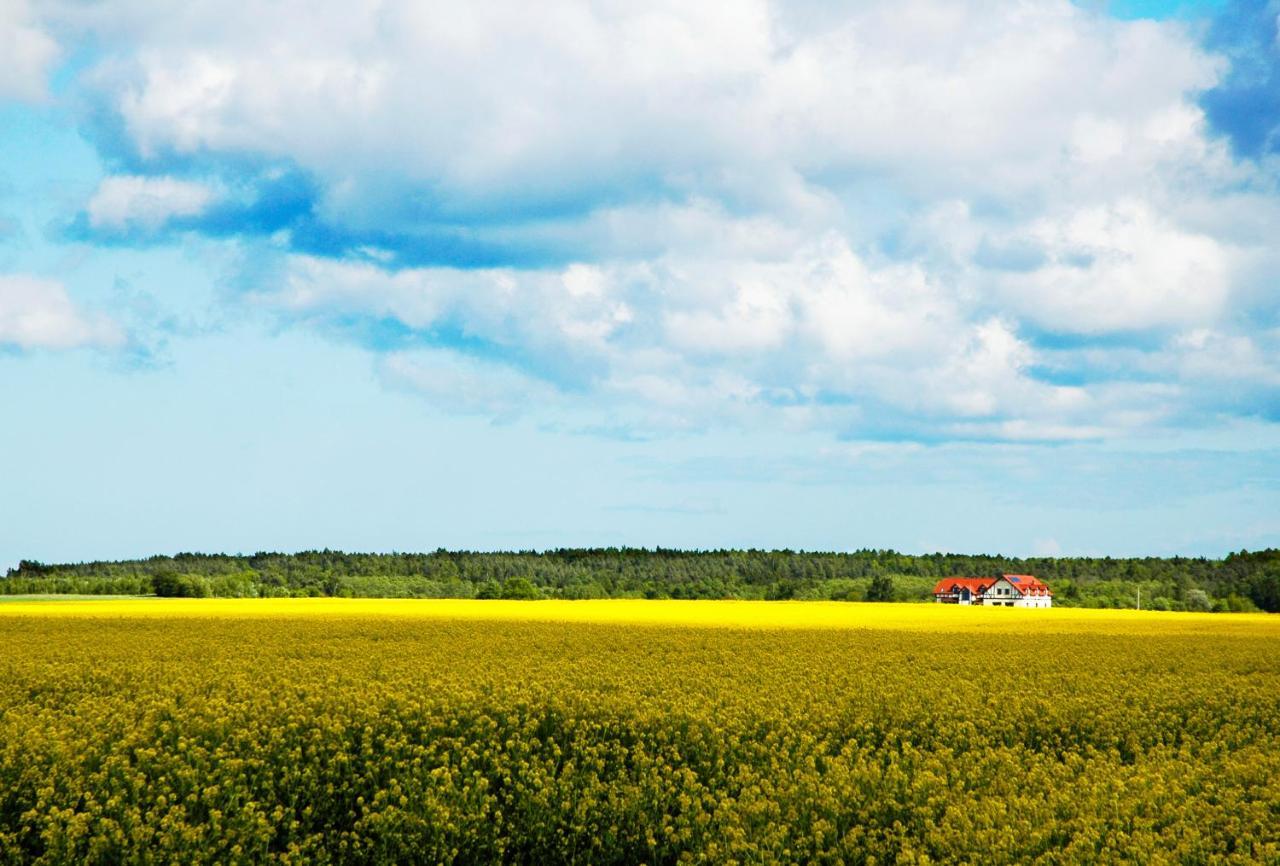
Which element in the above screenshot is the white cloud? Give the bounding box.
[0,275,125,350]
[268,237,1170,439]
[0,0,58,101]
[86,175,216,231]
[1169,328,1280,385]
[985,200,1233,333]
[56,1,1221,213]
[273,254,634,369]
[36,0,1280,439]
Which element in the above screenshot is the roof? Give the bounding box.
[1000,574,1053,596]
[932,577,994,594]
[932,574,1053,597]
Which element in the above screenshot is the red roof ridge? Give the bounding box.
[998,573,1052,596]
[931,576,994,593]
[933,573,1053,597]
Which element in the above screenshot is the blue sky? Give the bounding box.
[2,0,1278,568]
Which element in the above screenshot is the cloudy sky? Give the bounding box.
[2,0,1277,566]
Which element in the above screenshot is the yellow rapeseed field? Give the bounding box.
[0,600,1277,864]
[4,596,1275,635]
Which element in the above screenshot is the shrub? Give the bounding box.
[1185,589,1212,612]
[500,577,540,600]
[150,571,210,598]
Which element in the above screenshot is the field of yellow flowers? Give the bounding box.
[1,599,1277,864]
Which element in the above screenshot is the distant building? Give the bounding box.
[930,577,993,605]
[932,573,1052,608]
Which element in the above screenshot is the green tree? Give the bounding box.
[1185,589,1211,612]
[1248,569,1280,613]
[150,570,184,597]
[500,577,540,600]
[151,571,210,598]
[866,573,895,602]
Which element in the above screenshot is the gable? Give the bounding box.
[1002,574,1052,596]
[986,577,1020,597]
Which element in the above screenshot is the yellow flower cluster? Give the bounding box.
[0,600,1276,864]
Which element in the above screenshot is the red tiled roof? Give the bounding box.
[932,577,994,595]
[932,574,1053,597]
[1001,574,1053,596]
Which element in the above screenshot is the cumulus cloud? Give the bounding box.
[266,238,1167,439]
[35,0,1280,440]
[86,175,216,232]
[983,200,1233,333]
[58,1,1224,215]
[0,0,58,101]
[0,275,125,350]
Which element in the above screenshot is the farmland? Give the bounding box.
[1,600,1277,864]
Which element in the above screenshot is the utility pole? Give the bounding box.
[1136,588,1141,611]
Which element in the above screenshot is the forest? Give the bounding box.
[4,548,1278,611]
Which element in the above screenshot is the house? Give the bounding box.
[931,577,994,605]
[932,573,1053,608]
[984,574,1053,607]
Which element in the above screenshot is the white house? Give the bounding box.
[933,573,1052,608]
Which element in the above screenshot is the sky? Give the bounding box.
[1,0,1278,568]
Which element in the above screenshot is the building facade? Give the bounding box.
[932,573,1052,608]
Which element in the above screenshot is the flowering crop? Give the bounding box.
[0,600,1276,864]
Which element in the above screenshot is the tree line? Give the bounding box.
[3,548,1278,611]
